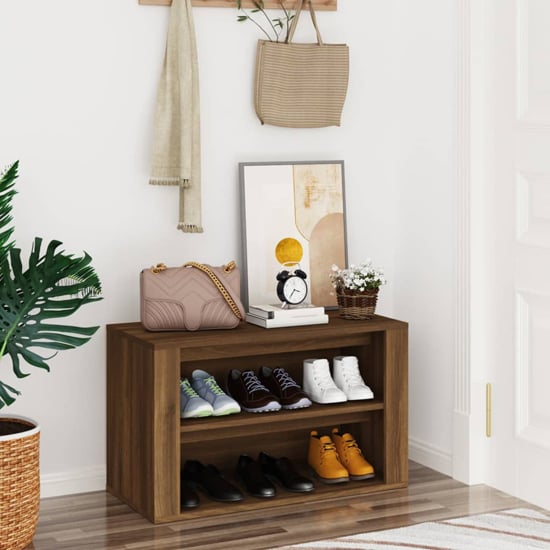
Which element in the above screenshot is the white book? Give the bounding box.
[248,303,325,320]
[245,312,329,329]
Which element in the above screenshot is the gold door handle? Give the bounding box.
[486,383,492,438]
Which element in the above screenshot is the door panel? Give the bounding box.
[485,0,550,509]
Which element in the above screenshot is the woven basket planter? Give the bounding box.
[0,415,40,550]
[336,288,379,320]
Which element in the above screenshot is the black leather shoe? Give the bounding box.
[236,454,276,498]
[259,451,314,493]
[180,479,200,508]
[182,460,244,502]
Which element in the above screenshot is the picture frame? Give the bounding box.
[239,160,348,310]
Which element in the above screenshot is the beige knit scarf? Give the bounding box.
[149,0,203,233]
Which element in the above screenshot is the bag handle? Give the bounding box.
[288,0,323,45]
[151,261,244,321]
[184,261,244,321]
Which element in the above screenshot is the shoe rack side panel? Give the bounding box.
[383,325,409,485]
[107,327,156,520]
[107,326,181,523]
[151,346,182,522]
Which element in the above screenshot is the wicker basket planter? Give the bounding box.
[336,288,379,320]
[0,415,40,550]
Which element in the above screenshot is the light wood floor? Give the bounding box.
[29,461,534,550]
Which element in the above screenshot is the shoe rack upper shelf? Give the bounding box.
[111,313,394,359]
[138,0,337,10]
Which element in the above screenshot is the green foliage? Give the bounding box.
[236,0,295,43]
[0,162,102,409]
[0,161,18,268]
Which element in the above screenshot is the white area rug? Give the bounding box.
[275,508,550,549]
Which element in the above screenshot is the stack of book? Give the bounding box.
[245,304,328,328]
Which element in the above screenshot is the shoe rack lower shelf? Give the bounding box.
[177,472,399,523]
[106,313,408,524]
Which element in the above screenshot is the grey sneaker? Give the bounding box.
[190,370,241,416]
[180,378,214,419]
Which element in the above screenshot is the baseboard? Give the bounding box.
[40,465,106,498]
[409,436,453,476]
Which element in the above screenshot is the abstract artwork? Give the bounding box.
[240,161,347,309]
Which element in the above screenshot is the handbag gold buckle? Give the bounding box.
[224,260,236,273]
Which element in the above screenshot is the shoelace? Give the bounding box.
[314,371,337,390]
[205,377,225,395]
[273,368,299,390]
[242,371,268,393]
[320,440,339,463]
[180,379,199,397]
[342,364,364,385]
[343,437,362,455]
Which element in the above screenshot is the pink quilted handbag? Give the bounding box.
[140,261,245,331]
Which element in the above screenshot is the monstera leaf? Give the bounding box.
[0,161,17,267]
[0,162,102,408]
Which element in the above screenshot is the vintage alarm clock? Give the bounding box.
[276,266,308,306]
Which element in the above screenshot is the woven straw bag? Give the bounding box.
[254,0,349,128]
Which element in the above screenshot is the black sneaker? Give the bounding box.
[227,369,281,413]
[258,366,312,410]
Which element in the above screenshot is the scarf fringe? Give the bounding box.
[177,222,204,233]
[149,177,191,188]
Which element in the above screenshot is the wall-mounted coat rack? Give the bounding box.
[139,0,337,10]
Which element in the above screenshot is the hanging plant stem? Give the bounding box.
[253,1,280,41]
[236,0,294,42]
[237,12,273,41]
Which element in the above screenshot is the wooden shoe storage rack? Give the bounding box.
[106,312,408,524]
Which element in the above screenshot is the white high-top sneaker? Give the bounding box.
[303,359,347,404]
[332,356,374,400]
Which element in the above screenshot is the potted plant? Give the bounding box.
[0,161,102,549]
[330,260,386,320]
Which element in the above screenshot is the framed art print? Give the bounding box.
[240,160,348,310]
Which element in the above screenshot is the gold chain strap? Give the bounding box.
[150,261,243,321]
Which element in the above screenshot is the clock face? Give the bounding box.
[280,276,308,305]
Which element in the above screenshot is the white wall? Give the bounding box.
[0,0,456,496]
[391,2,457,474]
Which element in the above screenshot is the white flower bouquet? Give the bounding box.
[330,260,385,319]
[330,260,386,293]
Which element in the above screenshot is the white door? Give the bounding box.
[478,0,550,510]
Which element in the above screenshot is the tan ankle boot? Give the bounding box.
[307,430,349,483]
[331,427,375,480]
